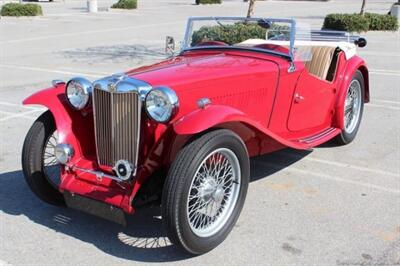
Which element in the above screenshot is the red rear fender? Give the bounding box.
[334,56,369,129]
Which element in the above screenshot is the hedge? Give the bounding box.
[195,0,222,4]
[0,3,43,17]
[191,23,289,46]
[323,14,369,32]
[323,13,398,32]
[111,0,137,9]
[364,13,398,31]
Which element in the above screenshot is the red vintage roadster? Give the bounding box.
[22,17,368,254]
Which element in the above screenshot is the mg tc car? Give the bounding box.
[21,17,369,255]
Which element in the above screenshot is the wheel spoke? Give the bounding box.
[186,148,241,237]
[42,131,61,188]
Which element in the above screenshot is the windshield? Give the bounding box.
[182,17,296,59]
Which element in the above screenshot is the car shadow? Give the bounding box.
[0,148,310,262]
[250,148,311,182]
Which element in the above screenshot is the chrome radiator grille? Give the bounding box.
[93,88,141,167]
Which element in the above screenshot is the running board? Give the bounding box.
[292,127,341,148]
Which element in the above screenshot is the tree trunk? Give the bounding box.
[246,0,256,18]
[360,0,366,15]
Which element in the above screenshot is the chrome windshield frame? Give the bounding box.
[181,16,297,61]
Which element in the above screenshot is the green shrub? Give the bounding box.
[0,3,43,17]
[195,0,222,4]
[111,0,137,9]
[323,13,398,32]
[323,14,369,32]
[191,23,289,46]
[364,13,398,31]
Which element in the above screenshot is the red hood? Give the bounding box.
[127,51,281,92]
[127,50,281,120]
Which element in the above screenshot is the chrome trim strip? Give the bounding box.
[92,86,101,168]
[299,127,337,144]
[93,74,152,100]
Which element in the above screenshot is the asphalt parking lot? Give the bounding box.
[0,0,399,265]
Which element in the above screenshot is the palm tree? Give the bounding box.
[360,0,366,15]
[246,0,256,18]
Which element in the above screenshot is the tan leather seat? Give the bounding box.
[304,46,336,80]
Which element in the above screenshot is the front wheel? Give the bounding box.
[162,129,250,255]
[21,111,65,206]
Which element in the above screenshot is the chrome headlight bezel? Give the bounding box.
[65,77,93,110]
[145,86,179,123]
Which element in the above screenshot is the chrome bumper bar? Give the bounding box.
[70,165,125,182]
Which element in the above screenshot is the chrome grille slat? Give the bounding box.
[93,88,141,169]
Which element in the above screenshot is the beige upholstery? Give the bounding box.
[304,46,336,80]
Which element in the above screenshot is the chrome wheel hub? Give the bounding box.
[198,178,218,201]
[344,79,362,134]
[186,148,241,237]
[213,186,224,203]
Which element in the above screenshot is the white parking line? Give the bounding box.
[370,69,400,77]
[0,64,106,78]
[0,101,45,110]
[0,21,185,44]
[0,110,40,122]
[281,151,399,178]
[374,99,400,105]
[359,52,400,57]
[366,103,400,111]
[261,162,400,195]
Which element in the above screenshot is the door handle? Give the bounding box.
[294,93,304,103]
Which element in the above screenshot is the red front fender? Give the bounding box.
[173,105,309,150]
[22,85,90,157]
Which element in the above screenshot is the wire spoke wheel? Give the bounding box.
[344,79,362,134]
[42,130,61,188]
[162,129,249,254]
[186,148,241,237]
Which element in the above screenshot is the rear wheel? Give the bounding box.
[335,70,365,145]
[22,111,65,206]
[162,129,249,255]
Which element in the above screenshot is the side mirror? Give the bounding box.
[257,19,271,29]
[165,36,176,56]
[354,37,367,48]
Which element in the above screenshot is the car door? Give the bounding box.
[287,70,337,132]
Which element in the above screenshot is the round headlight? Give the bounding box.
[145,87,179,123]
[66,77,92,110]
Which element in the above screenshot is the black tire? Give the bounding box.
[335,70,365,145]
[162,129,250,255]
[22,111,65,206]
